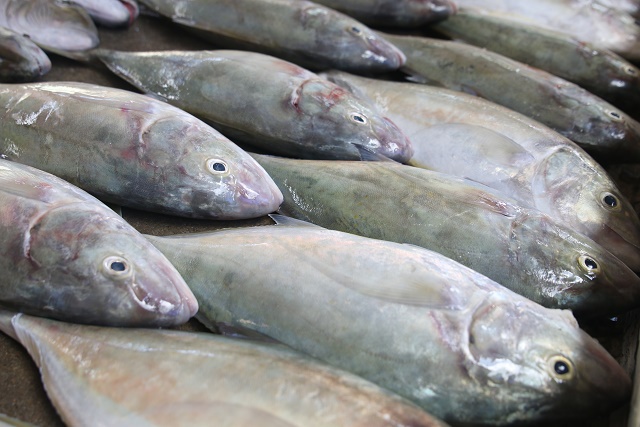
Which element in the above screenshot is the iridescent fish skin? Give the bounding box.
[251,154,640,318]
[69,0,138,27]
[0,160,198,326]
[0,27,50,82]
[0,312,447,427]
[0,0,99,52]
[94,49,412,162]
[0,82,283,219]
[324,72,640,272]
[311,0,456,28]
[138,0,405,72]
[146,218,631,425]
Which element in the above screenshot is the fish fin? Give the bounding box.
[0,310,20,341]
[353,144,397,162]
[211,321,282,344]
[269,214,324,229]
[40,46,100,63]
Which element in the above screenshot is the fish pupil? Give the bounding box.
[603,194,618,208]
[584,258,598,270]
[609,111,621,119]
[554,361,569,375]
[211,162,226,172]
[110,261,126,272]
[351,27,361,34]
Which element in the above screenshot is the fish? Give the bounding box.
[250,154,640,317]
[0,414,35,427]
[90,49,412,162]
[69,0,138,27]
[433,9,640,112]
[597,0,640,16]
[310,0,456,28]
[137,0,405,72]
[452,0,640,61]
[0,0,99,52]
[145,215,631,425]
[323,71,640,272]
[0,159,198,327]
[381,33,640,162]
[0,311,448,427]
[0,82,283,220]
[0,27,50,82]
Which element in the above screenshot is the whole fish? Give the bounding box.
[324,71,640,271]
[90,49,412,162]
[0,27,50,82]
[0,159,198,326]
[310,0,456,28]
[137,0,405,72]
[69,0,138,27]
[0,311,447,427]
[251,154,640,317]
[433,9,640,112]
[381,33,640,162]
[453,0,640,61]
[0,0,99,52]
[146,216,631,425]
[0,82,283,219]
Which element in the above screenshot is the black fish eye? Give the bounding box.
[103,256,131,276]
[110,261,126,272]
[206,158,229,175]
[549,356,574,381]
[349,26,362,35]
[350,112,368,124]
[600,192,621,210]
[578,254,600,275]
[608,110,623,121]
[554,361,569,375]
[626,66,638,76]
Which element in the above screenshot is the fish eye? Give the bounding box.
[549,355,575,381]
[600,192,621,211]
[102,256,131,276]
[578,254,601,275]
[625,66,638,76]
[206,158,229,175]
[350,112,368,124]
[607,110,623,122]
[348,26,362,35]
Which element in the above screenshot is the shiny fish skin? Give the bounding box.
[0,0,99,52]
[382,33,640,162]
[0,312,448,427]
[324,72,640,272]
[137,0,405,72]
[598,0,640,16]
[146,218,631,425]
[310,0,456,28]
[69,0,137,27]
[0,159,198,326]
[0,82,283,219]
[95,49,412,162]
[434,9,640,112]
[453,0,640,61]
[0,27,50,82]
[252,154,640,317]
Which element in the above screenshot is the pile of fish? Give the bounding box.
[1,0,640,426]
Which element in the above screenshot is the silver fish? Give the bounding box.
[251,154,640,317]
[323,71,640,272]
[0,159,198,326]
[0,0,99,52]
[146,216,631,425]
[0,311,448,427]
[0,82,283,219]
[92,49,412,162]
[137,0,405,72]
[310,0,456,28]
[382,33,640,162]
[69,0,138,27]
[0,27,50,82]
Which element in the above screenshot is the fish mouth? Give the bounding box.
[371,117,414,163]
[426,0,457,22]
[363,35,407,71]
[599,223,640,272]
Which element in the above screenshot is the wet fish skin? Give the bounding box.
[382,33,640,162]
[311,0,456,28]
[69,0,138,27]
[95,49,412,162]
[138,0,405,72]
[0,27,50,82]
[0,311,448,427]
[146,218,631,425]
[324,71,640,272]
[251,154,640,317]
[0,159,198,327]
[434,9,640,112]
[0,0,99,52]
[0,82,283,219]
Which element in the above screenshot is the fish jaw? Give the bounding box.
[232,158,284,219]
[356,31,407,72]
[412,0,457,23]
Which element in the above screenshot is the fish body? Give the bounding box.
[146,218,631,425]
[69,0,138,27]
[382,33,640,162]
[251,154,640,317]
[324,72,640,271]
[0,159,197,326]
[310,0,456,27]
[138,0,405,72]
[0,0,99,52]
[0,82,283,219]
[597,0,640,16]
[0,311,447,427]
[434,9,640,112]
[94,49,412,162]
[0,26,50,82]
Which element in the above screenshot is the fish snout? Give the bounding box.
[362,34,407,71]
[423,0,457,22]
[371,116,414,163]
[234,166,284,218]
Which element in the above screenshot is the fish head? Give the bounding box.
[508,211,640,317]
[400,0,457,24]
[0,29,51,81]
[142,116,283,219]
[25,204,198,327]
[296,78,413,162]
[466,293,630,423]
[583,105,640,162]
[532,147,640,271]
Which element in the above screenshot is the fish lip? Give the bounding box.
[599,223,640,271]
[427,0,458,20]
[363,35,406,70]
[372,117,414,163]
